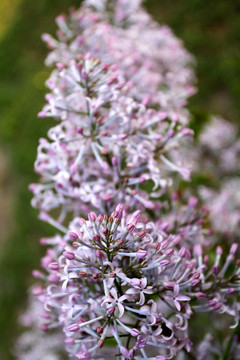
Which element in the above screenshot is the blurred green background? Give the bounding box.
[0,0,239,358]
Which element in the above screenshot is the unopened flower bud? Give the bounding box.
[64,338,75,345]
[32,270,42,278]
[97,327,103,335]
[160,259,170,267]
[98,339,104,348]
[79,218,86,226]
[48,262,59,270]
[130,328,140,337]
[107,306,115,315]
[165,248,174,257]
[88,212,97,222]
[112,156,118,166]
[68,324,79,332]
[63,251,75,260]
[69,231,79,241]
[138,230,146,239]
[230,243,238,256]
[126,223,135,232]
[136,249,147,259]
[96,249,105,259]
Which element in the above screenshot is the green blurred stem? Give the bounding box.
[222,324,240,360]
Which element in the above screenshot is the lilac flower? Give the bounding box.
[17,1,240,359]
[165,283,191,312]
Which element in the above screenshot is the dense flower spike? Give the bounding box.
[17,1,240,359]
[30,206,240,359]
[31,53,193,221]
[43,0,196,112]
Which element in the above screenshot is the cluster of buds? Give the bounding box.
[30,206,240,359]
[42,0,196,112]
[31,51,193,222]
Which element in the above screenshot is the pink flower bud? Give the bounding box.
[79,218,86,226]
[32,270,42,278]
[48,262,59,270]
[130,328,140,337]
[129,210,141,225]
[107,306,115,315]
[230,243,238,256]
[69,231,79,241]
[98,339,104,348]
[161,239,169,250]
[93,234,101,242]
[97,214,104,223]
[216,246,223,255]
[213,303,222,311]
[138,230,146,239]
[167,129,174,139]
[96,249,105,259]
[196,292,207,299]
[194,244,202,257]
[67,324,80,332]
[165,281,175,290]
[179,247,186,258]
[63,251,75,260]
[112,156,118,166]
[97,327,103,335]
[160,259,170,267]
[136,249,147,259]
[47,273,59,283]
[64,338,75,345]
[117,133,128,140]
[191,279,200,286]
[88,212,97,222]
[126,223,135,232]
[165,248,174,257]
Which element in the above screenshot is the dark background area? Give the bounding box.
[0,0,239,358]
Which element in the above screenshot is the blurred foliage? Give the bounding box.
[0,0,22,40]
[146,0,240,125]
[0,0,239,359]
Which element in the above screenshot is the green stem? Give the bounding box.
[222,324,240,360]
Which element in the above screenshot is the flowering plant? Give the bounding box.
[16,1,240,359]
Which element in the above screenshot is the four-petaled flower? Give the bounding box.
[165,283,191,311]
[126,278,153,305]
[102,288,128,318]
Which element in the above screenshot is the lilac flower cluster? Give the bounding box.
[42,0,195,112]
[31,206,239,360]
[184,116,240,241]
[31,53,192,220]
[16,1,240,359]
